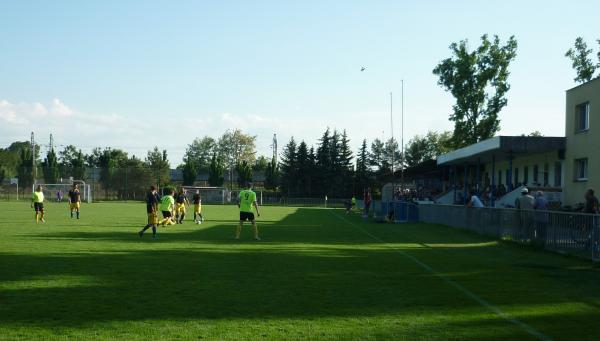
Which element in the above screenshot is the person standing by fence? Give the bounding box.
[533,191,549,246]
[515,188,535,241]
[584,189,599,214]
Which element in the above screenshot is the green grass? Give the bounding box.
[1,201,600,340]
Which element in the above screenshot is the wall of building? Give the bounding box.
[481,151,563,189]
[564,78,600,206]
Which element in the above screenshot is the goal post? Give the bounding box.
[180,186,228,204]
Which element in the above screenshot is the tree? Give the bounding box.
[217,129,257,176]
[433,34,518,148]
[42,148,60,184]
[296,141,311,196]
[253,155,269,172]
[565,37,597,83]
[235,161,253,187]
[355,139,371,195]
[208,153,225,187]
[184,137,217,172]
[59,145,86,180]
[264,156,279,190]
[146,147,170,187]
[404,131,453,167]
[181,158,197,186]
[97,148,128,198]
[336,130,354,197]
[114,155,153,199]
[17,146,35,189]
[279,137,298,196]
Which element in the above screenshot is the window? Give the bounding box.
[543,163,549,186]
[514,167,519,186]
[505,169,510,188]
[575,158,588,181]
[498,170,502,185]
[533,164,539,184]
[576,102,590,132]
[554,162,562,187]
[524,166,529,185]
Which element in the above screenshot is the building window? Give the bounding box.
[533,164,539,184]
[543,163,549,186]
[498,170,502,185]
[514,167,519,186]
[575,158,588,181]
[554,162,562,187]
[524,166,529,185]
[576,102,590,132]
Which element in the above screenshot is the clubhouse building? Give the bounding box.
[435,77,600,208]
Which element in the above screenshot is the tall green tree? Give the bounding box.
[146,147,170,187]
[184,137,217,172]
[42,148,60,184]
[114,155,153,199]
[181,158,197,186]
[279,137,298,196]
[235,161,253,187]
[404,131,453,167]
[565,37,598,83]
[264,156,280,190]
[217,129,257,175]
[433,34,518,148]
[208,153,225,187]
[17,146,35,189]
[96,148,128,198]
[58,145,87,180]
[355,139,371,195]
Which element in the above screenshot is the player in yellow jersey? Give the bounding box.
[68,184,82,219]
[236,182,261,240]
[158,189,176,226]
[192,190,204,224]
[174,190,190,224]
[31,185,46,223]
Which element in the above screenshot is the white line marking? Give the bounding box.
[334,213,551,341]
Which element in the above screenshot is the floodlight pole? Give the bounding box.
[401,80,405,194]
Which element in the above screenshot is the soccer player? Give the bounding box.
[159,189,176,226]
[192,190,204,224]
[68,184,82,219]
[236,182,261,240]
[174,190,190,224]
[31,185,46,223]
[139,185,160,239]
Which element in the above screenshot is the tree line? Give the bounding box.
[11,32,596,199]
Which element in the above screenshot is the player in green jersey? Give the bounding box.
[236,182,261,240]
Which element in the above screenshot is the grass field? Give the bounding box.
[1,201,600,340]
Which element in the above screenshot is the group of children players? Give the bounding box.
[30,182,261,241]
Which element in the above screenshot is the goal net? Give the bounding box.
[181,186,228,204]
[35,182,92,203]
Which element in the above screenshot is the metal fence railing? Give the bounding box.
[418,204,600,261]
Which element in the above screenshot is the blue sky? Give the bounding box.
[1,0,599,165]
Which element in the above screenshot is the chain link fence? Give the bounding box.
[418,204,600,261]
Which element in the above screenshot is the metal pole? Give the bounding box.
[390,92,394,181]
[401,80,405,193]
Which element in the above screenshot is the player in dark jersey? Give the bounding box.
[139,185,160,239]
[175,190,190,224]
[68,184,82,219]
[192,190,204,224]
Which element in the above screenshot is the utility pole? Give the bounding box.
[30,132,36,184]
[401,80,405,191]
[49,133,54,152]
[390,92,394,180]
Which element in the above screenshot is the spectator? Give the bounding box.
[363,187,372,217]
[515,188,534,210]
[533,191,549,246]
[515,188,535,241]
[583,189,599,214]
[466,190,484,208]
